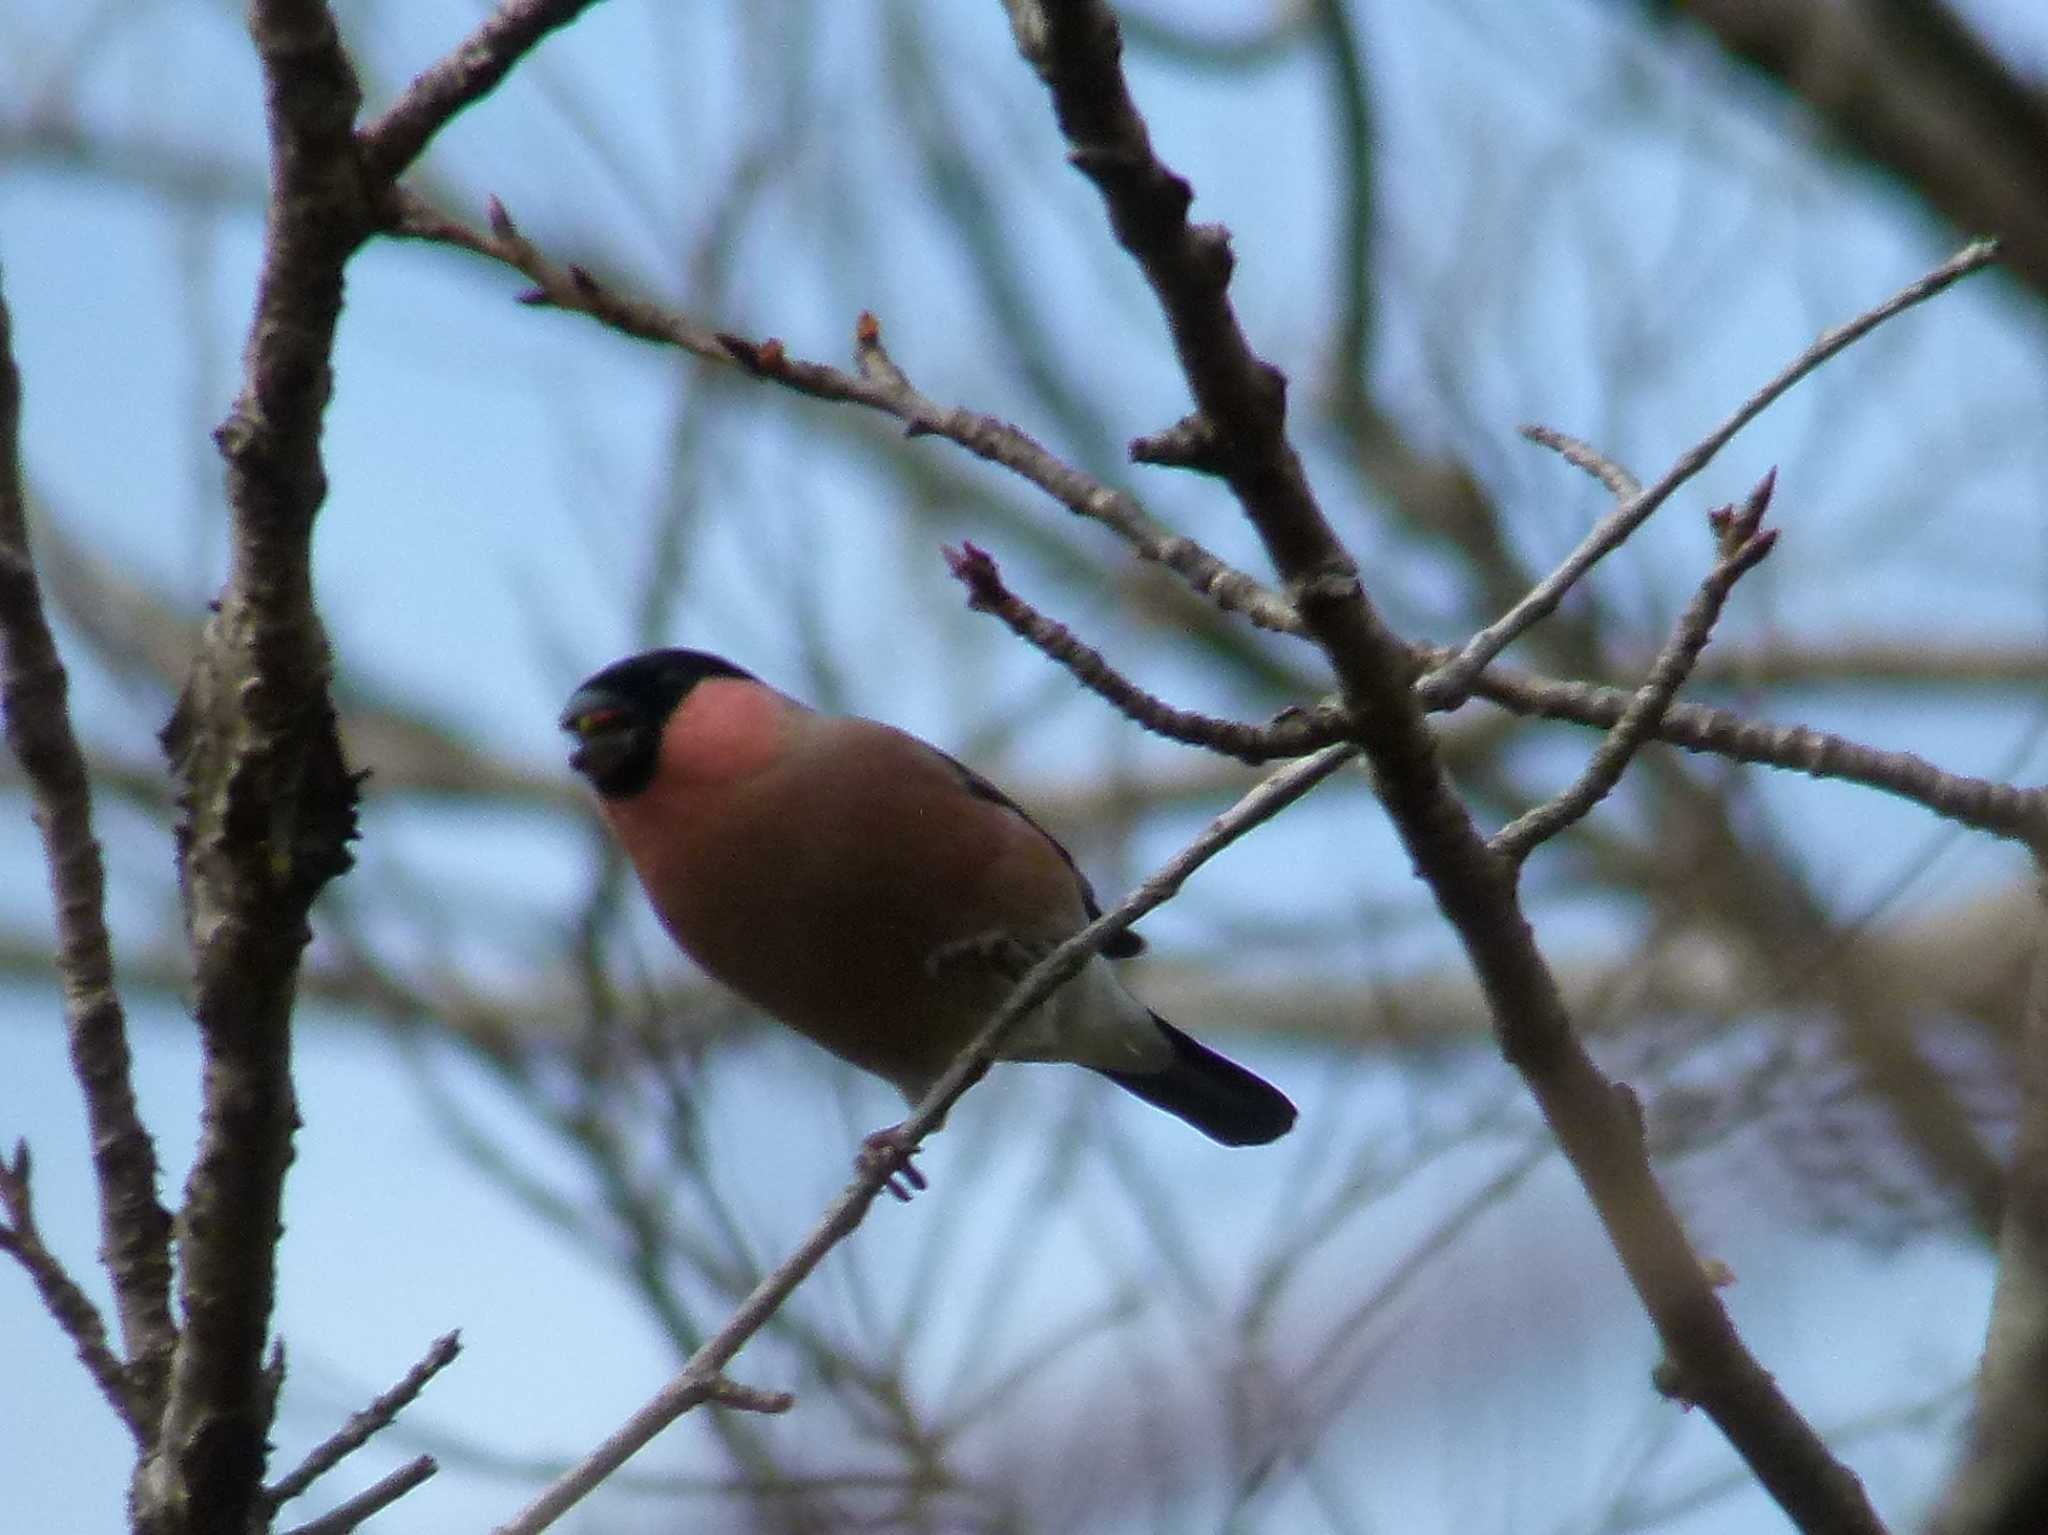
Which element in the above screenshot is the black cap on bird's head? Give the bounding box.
[560,648,755,799]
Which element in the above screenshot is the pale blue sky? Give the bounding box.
[3,1,2046,1530]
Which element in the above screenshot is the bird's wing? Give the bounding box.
[934,749,1145,960]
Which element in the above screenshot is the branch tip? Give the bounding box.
[1130,411,1225,473]
[704,1376,795,1414]
[942,540,1005,609]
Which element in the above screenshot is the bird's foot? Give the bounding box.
[857,1124,929,1202]
[924,930,1049,981]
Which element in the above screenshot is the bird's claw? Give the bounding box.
[858,1125,928,1202]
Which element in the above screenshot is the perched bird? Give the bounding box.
[561,648,1296,1170]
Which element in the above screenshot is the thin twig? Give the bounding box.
[944,540,1341,762]
[1521,422,1642,499]
[386,188,2036,863]
[277,1455,438,1535]
[356,0,605,180]
[1428,238,2000,702]
[1456,657,2048,847]
[490,742,1358,1535]
[0,245,177,1424]
[1492,473,1780,862]
[266,1331,463,1509]
[0,1142,144,1441]
[385,191,1306,637]
[846,315,1300,633]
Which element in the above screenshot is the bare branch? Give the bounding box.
[490,742,1358,1535]
[276,1454,438,1535]
[1521,422,1642,500]
[389,187,2034,869]
[265,1331,462,1510]
[1692,641,2048,691]
[1129,410,1227,475]
[1459,658,2048,846]
[1428,238,2000,702]
[386,192,1306,636]
[1008,5,1891,1530]
[0,246,177,1425]
[0,1143,145,1442]
[1011,0,1357,614]
[148,3,371,1527]
[944,540,1339,762]
[1492,474,1780,863]
[356,0,606,181]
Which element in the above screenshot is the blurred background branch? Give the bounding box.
[2,0,2044,1530]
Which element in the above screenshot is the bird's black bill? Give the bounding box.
[561,686,656,797]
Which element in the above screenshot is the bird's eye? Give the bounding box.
[567,706,630,739]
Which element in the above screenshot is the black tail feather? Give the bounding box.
[1097,1018,1295,1146]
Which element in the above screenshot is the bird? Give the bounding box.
[561,647,1296,1183]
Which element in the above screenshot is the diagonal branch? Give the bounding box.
[1492,475,1780,863]
[1426,238,1998,702]
[265,1332,462,1511]
[389,187,2035,854]
[1459,658,2046,846]
[0,259,178,1424]
[276,1455,439,1535]
[490,741,1357,1535]
[386,191,1305,636]
[0,1142,145,1442]
[944,540,1342,762]
[356,0,607,181]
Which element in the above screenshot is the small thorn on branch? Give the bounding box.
[1130,412,1225,474]
[716,333,787,376]
[485,195,515,242]
[1651,1357,1698,1408]
[1613,1081,1646,1142]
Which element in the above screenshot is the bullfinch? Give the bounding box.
[560,648,1297,1160]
